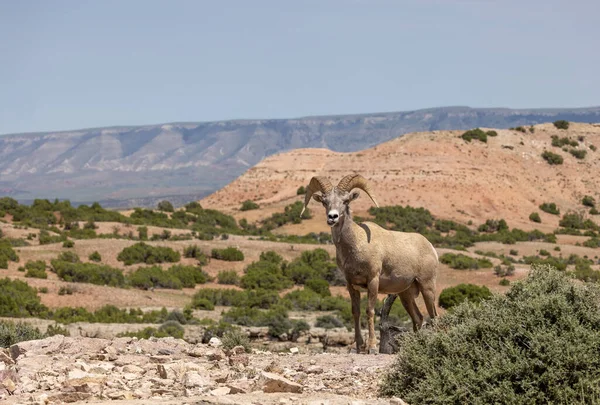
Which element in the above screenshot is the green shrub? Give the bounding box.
[499,278,510,286]
[52,260,125,287]
[46,324,70,337]
[380,266,600,403]
[539,202,560,215]
[38,230,64,245]
[88,251,102,262]
[138,226,148,241]
[541,150,563,165]
[127,266,182,289]
[438,284,492,309]
[569,149,587,159]
[157,200,174,212]
[0,278,48,317]
[240,200,259,211]
[290,320,310,342]
[217,270,240,285]
[190,289,246,308]
[183,245,202,258]
[582,195,596,207]
[477,219,508,233]
[296,186,306,195]
[528,212,541,223]
[58,286,74,295]
[590,207,600,215]
[24,260,47,279]
[260,201,311,231]
[551,135,577,148]
[191,298,215,310]
[117,242,180,265]
[553,119,569,130]
[38,287,48,294]
[305,278,331,297]
[211,247,244,261]
[0,239,19,269]
[62,239,74,248]
[559,212,599,231]
[539,249,550,256]
[0,320,45,348]
[582,237,600,248]
[167,264,210,287]
[590,144,597,151]
[315,314,344,329]
[57,251,80,263]
[460,128,487,143]
[440,253,493,270]
[221,329,251,352]
[241,260,293,291]
[486,130,498,137]
[260,250,284,265]
[509,249,518,256]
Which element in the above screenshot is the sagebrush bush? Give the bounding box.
[24,260,47,279]
[0,320,45,348]
[438,283,492,309]
[157,200,174,212]
[52,260,125,287]
[221,328,251,352]
[117,242,180,265]
[539,202,560,215]
[528,212,541,223]
[582,195,596,207]
[460,128,488,143]
[211,247,244,261]
[541,150,563,165]
[553,119,569,130]
[88,251,102,262]
[127,266,182,289]
[166,264,210,287]
[240,200,259,211]
[0,239,19,269]
[217,270,240,285]
[380,266,600,404]
[241,260,293,290]
[440,253,492,270]
[0,278,48,317]
[315,314,344,329]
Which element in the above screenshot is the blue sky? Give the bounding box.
[1,0,599,135]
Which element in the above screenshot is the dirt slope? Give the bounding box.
[200,123,600,232]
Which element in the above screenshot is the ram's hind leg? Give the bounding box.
[399,283,424,332]
[348,286,364,353]
[418,278,439,324]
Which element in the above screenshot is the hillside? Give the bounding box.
[2,107,600,207]
[201,122,600,232]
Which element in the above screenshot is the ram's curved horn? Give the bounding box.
[301,176,333,216]
[336,174,379,207]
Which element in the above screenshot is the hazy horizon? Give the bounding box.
[2,0,599,135]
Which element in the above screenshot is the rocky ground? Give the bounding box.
[0,335,405,405]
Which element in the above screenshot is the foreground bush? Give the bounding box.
[541,150,563,165]
[380,266,600,403]
[0,278,48,317]
[0,239,19,269]
[117,242,180,265]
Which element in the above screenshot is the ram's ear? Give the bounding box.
[347,191,360,202]
[312,194,324,203]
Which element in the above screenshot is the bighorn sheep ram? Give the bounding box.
[301,174,439,354]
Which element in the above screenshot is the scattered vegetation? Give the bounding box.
[23,260,47,279]
[551,135,578,148]
[157,200,174,212]
[0,320,45,348]
[0,239,19,269]
[296,186,306,195]
[569,149,587,159]
[221,328,251,352]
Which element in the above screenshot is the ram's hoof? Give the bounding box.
[368,348,379,355]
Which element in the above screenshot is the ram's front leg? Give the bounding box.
[366,277,380,354]
[347,285,364,353]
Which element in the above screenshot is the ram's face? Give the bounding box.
[312,190,360,226]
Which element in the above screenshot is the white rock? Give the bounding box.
[182,371,211,388]
[208,337,222,348]
[122,364,145,374]
[289,347,299,354]
[257,371,303,393]
[210,386,231,396]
